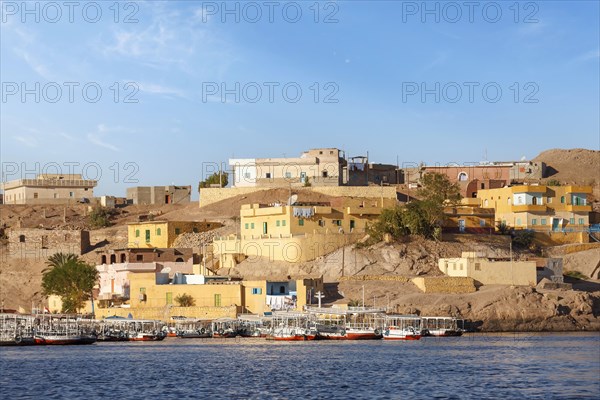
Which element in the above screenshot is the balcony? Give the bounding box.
[562,185,593,194]
[511,204,547,213]
[564,204,592,212]
[346,206,382,215]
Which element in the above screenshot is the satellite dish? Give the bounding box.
[520,156,526,161]
[161,267,171,274]
[287,194,298,206]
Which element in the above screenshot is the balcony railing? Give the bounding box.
[1,178,97,189]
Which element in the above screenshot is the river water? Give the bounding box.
[1,333,598,399]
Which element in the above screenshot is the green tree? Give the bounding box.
[496,221,511,235]
[367,206,408,241]
[512,230,535,249]
[198,172,229,191]
[89,206,112,228]
[175,293,196,307]
[418,173,462,205]
[546,179,561,186]
[42,253,98,313]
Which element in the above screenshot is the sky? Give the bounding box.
[1,0,599,198]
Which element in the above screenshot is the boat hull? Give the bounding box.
[34,336,96,345]
[266,334,316,341]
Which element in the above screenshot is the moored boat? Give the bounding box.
[383,315,422,340]
[421,317,464,337]
[307,306,384,340]
[266,312,316,341]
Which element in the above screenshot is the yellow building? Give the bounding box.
[127,220,220,248]
[127,271,322,315]
[477,185,592,232]
[214,197,396,265]
[443,198,496,233]
[439,252,537,286]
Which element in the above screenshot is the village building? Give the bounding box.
[438,252,537,286]
[6,228,90,260]
[443,198,496,234]
[126,185,192,205]
[95,248,197,307]
[477,185,592,234]
[1,174,97,205]
[229,148,348,188]
[127,271,322,315]
[213,197,396,267]
[127,220,221,248]
[404,161,546,198]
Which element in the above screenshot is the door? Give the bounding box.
[458,220,466,233]
[552,218,560,232]
[145,229,151,242]
[262,222,268,235]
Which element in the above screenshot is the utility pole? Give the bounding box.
[362,285,365,309]
[315,291,324,308]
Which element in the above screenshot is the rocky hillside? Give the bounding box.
[534,148,599,187]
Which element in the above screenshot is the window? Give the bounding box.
[145,230,150,243]
[136,254,143,261]
[214,294,221,307]
[140,287,146,294]
[481,183,485,189]
[516,218,522,226]
[135,229,140,238]
[532,197,537,205]
[453,264,457,270]
[541,219,547,225]
[484,199,488,207]
[266,173,271,179]
[560,196,565,204]
[547,197,552,204]
[245,223,249,229]
[262,222,268,234]
[322,171,328,178]
[244,172,251,179]
[570,218,575,224]
[166,292,173,305]
[282,220,286,227]
[251,223,255,229]
[480,219,486,227]
[579,218,584,225]
[318,220,325,227]
[175,257,184,262]
[298,219,304,226]
[285,172,292,179]
[334,220,342,226]
[110,254,116,264]
[69,192,74,197]
[33,192,38,199]
[101,255,107,264]
[279,286,286,294]
[532,219,537,225]
[175,228,181,235]
[120,254,126,263]
[459,263,463,270]
[475,263,481,271]
[19,235,25,243]
[458,172,468,181]
[156,228,161,236]
[252,288,262,295]
[193,228,198,233]
[276,220,280,227]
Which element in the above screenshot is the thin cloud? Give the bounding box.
[87,124,123,152]
[137,82,186,98]
[14,136,38,147]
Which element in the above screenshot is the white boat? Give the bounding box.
[421,317,463,337]
[383,315,422,340]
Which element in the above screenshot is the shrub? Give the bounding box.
[175,293,196,307]
[89,206,112,228]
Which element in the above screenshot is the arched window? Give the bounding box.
[110,254,116,264]
[120,254,126,263]
[532,197,538,205]
[560,196,565,204]
[101,255,107,264]
[156,228,161,236]
[175,257,184,263]
[135,229,140,238]
[458,172,468,182]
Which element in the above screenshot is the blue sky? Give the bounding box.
[1,1,599,198]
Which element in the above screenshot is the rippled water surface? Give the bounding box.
[1,333,599,399]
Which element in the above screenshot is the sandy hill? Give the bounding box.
[534,148,599,186]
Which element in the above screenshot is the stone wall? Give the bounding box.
[6,228,90,260]
[533,231,589,246]
[199,186,398,207]
[92,305,239,321]
[412,277,477,293]
[340,275,410,283]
